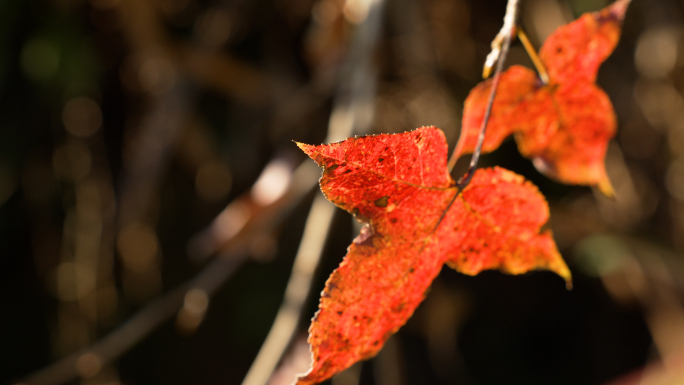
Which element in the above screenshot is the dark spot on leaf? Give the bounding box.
[379,157,384,162]
[352,208,371,224]
[390,218,398,224]
[374,196,389,207]
[344,169,352,174]
[337,311,343,315]
[327,164,339,172]
[409,267,415,273]
[373,340,379,346]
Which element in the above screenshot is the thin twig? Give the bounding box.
[450,0,519,189]
[482,0,519,79]
[240,1,387,384]
[435,0,520,234]
[454,32,514,188]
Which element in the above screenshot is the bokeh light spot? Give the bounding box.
[20,38,60,81]
[635,27,680,78]
[117,223,159,272]
[62,97,102,138]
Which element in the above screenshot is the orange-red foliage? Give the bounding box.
[295,127,570,384]
[456,0,630,196]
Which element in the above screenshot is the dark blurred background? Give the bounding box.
[2,0,684,384]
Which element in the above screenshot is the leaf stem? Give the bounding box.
[517,28,549,84]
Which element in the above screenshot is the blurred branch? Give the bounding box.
[189,157,320,262]
[174,43,269,105]
[115,0,190,228]
[18,258,239,385]
[241,194,336,385]
[18,0,364,382]
[17,257,241,385]
[241,1,387,384]
[16,158,321,385]
[115,0,271,240]
[117,80,192,226]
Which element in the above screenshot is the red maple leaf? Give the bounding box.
[294,126,570,384]
[455,0,630,196]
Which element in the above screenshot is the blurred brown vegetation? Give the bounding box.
[3,0,684,384]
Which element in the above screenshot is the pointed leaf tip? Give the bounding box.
[604,0,631,21]
[295,141,313,154]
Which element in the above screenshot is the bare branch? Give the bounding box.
[446,0,520,180]
[482,0,519,79]
[17,257,240,385]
